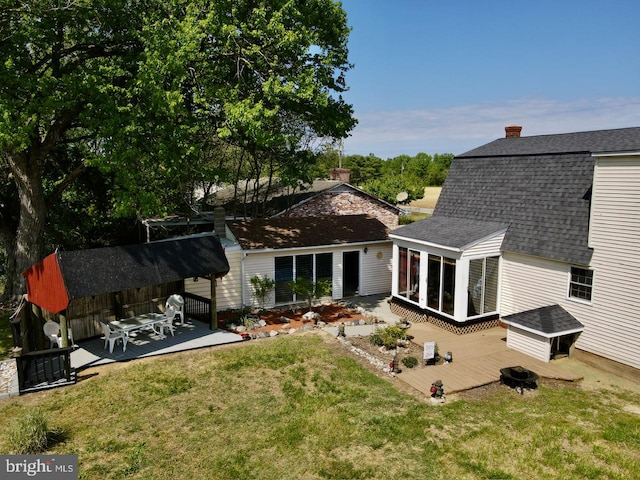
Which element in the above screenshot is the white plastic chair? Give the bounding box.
[166,294,185,325]
[101,323,127,353]
[43,321,61,349]
[154,305,177,338]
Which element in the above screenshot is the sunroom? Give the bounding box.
[389,216,509,332]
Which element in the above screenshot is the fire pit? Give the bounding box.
[500,366,539,394]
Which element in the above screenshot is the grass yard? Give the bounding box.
[0,334,639,479]
[409,186,442,210]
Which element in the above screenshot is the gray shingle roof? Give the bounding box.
[502,304,584,336]
[390,216,508,250]
[433,152,595,264]
[57,235,230,299]
[460,126,640,157]
[400,127,640,264]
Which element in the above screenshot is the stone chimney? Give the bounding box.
[505,125,522,138]
[329,167,350,183]
[213,206,226,239]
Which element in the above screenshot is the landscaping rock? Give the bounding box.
[302,311,321,322]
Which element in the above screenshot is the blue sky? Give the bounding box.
[339,0,640,158]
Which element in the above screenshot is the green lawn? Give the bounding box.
[0,335,639,479]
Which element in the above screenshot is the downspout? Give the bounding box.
[241,250,247,310]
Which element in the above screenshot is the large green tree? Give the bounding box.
[0,0,355,299]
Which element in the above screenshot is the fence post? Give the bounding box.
[210,275,218,330]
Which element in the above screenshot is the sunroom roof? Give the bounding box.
[390,216,509,251]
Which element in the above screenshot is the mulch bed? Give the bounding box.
[219,303,369,335]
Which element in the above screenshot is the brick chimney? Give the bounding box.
[505,125,522,138]
[329,168,350,183]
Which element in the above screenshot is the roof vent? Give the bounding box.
[505,125,522,138]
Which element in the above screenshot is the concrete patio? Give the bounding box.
[71,318,244,370]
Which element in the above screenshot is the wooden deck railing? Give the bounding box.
[15,347,76,394]
[183,292,211,322]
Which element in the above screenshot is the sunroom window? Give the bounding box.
[467,256,499,317]
[397,247,420,303]
[427,255,456,316]
[569,267,593,302]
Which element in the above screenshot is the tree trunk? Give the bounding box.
[5,150,47,298]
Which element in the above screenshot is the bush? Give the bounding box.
[402,356,418,368]
[369,325,409,349]
[7,409,52,454]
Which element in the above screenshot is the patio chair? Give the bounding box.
[43,321,75,349]
[43,321,61,348]
[166,294,185,325]
[154,305,177,338]
[101,322,127,353]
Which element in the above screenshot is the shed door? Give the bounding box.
[342,251,360,297]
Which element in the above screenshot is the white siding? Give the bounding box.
[242,252,277,308]
[500,253,569,315]
[501,253,593,314]
[360,243,393,296]
[239,241,392,308]
[184,245,243,311]
[506,326,551,363]
[582,155,640,370]
[463,232,505,258]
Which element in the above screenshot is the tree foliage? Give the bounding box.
[0,0,356,298]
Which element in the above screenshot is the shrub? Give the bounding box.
[402,356,418,368]
[7,409,51,454]
[250,275,276,309]
[369,325,408,349]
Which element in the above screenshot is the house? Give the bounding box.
[206,171,401,228]
[184,214,393,310]
[142,173,401,241]
[389,126,640,378]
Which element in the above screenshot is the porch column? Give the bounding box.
[59,310,70,348]
[210,275,218,330]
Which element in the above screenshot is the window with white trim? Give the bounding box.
[397,247,420,303]
[467,256,499,317]
[569,267,593,302]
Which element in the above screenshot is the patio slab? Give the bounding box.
[71,319,244,370]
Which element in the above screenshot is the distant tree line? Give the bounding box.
[312,149,453,204]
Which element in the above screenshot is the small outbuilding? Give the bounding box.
[21,234,230,347]
[501,305,584,362]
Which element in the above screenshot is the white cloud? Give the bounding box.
[343,97,640,158]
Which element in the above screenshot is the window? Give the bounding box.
[274,253,334,304]
[275,256,294,304]
[569,267,593,302]
[397,247,420,302]
[467,256,499,317]
[426,254,456,316]
[398,247,408,297]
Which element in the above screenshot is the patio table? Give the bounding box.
[110,313,169,340]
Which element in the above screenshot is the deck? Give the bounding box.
[398,322,583,394]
